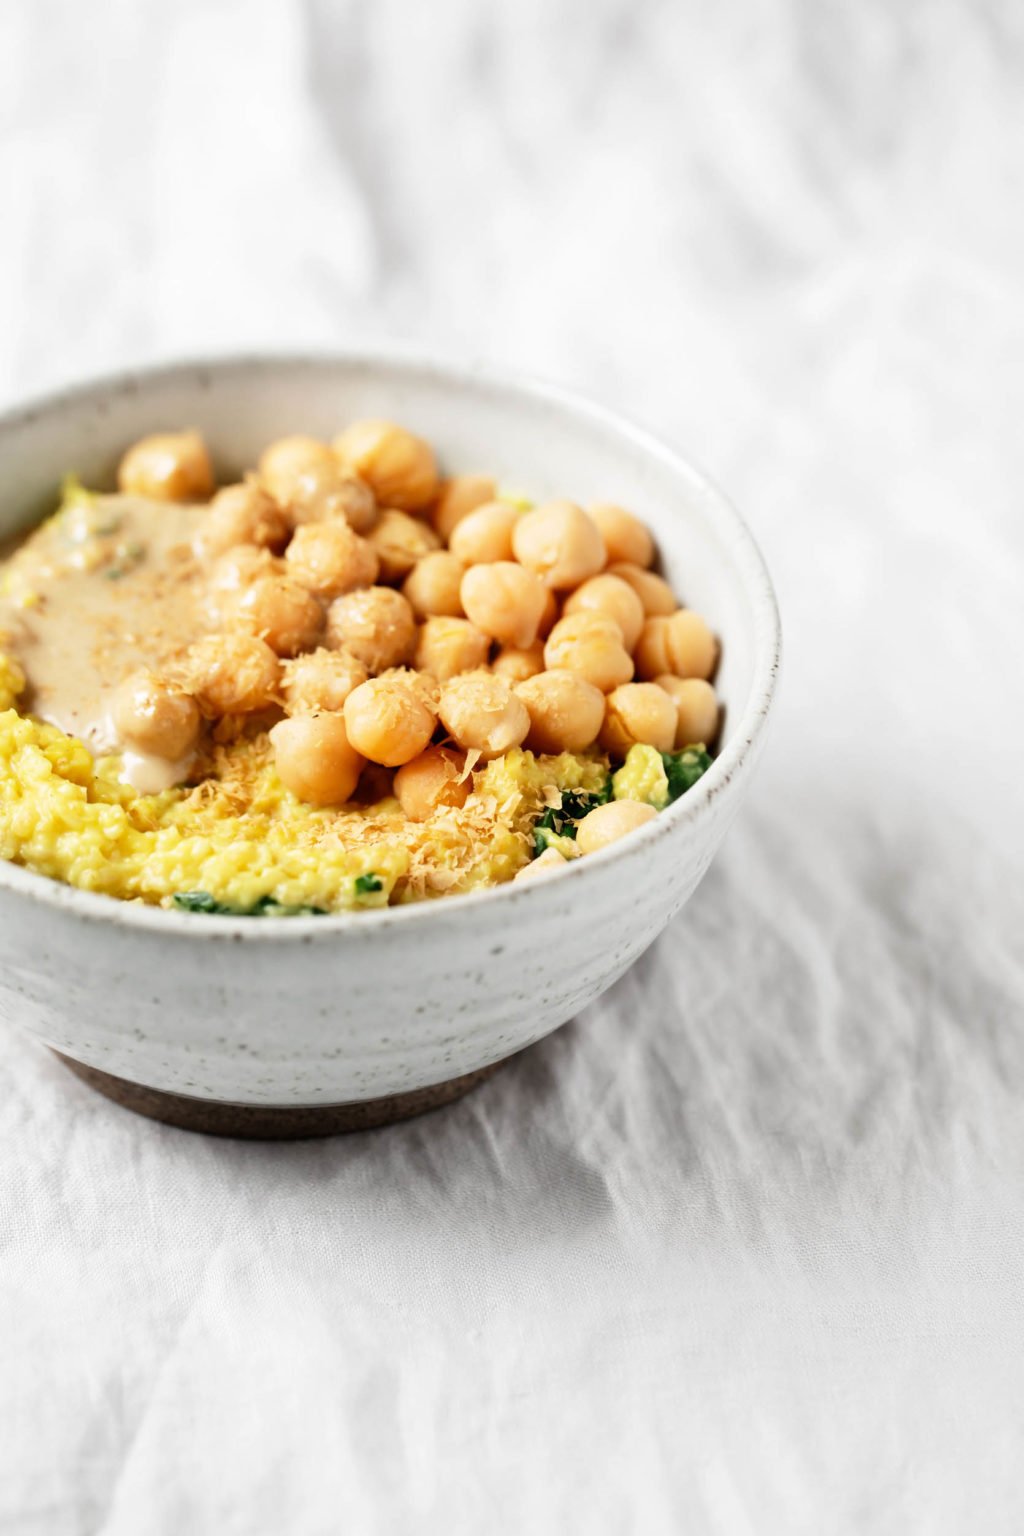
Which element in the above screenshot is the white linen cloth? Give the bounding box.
[1,2,1023,1530]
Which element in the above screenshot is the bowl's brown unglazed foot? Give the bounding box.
[53,1051,506,1139]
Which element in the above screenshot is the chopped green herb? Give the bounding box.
[531,783,611,856]
[354,873,383,895]
[660,747,713,802]
[250,895,327,915]
[172,891,326,916]
[173,891,234,914]
[532,825,578,858]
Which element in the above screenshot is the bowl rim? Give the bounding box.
[0,348,781,940]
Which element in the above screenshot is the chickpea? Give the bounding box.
[368,508,440,583]
[515,670,605,754]
[491,640,545,684]
[656,675,720,748]
[333,419,439,511]
[575,798,658,856]
[513,847,569,882]
[343,675,437,767]
[284,521,379,598]
[281,647,368,714]
[109,668,201,761]
[393,746,470,821]
[288,460,378,534]
[269,712,364,806]
[207,546,279,592]
[401,550,465,618]
[635,610,718,681]
[537,587,560,639]
[438,672,529,759]
[430,474,496,542]
[606,562,676,617]
[118,430,215,502]
[184,634,281,716]
[195,478,290,559]
[326,587,416,674]
[257,436,336,504]
[449,501,518,565]
[563,573,645,651]
[543,613,634,693]
[511,501,605,590]
[672,612,718,680]
[205,548,281,624]
[413,616,490,682]
[228,574,324,658]
[590,503,655,568]
[460,562,547,648]
[600,683,678,757]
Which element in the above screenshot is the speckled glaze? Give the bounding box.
[0,354,781,1111]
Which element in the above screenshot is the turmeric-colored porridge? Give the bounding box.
[0,422,718,913]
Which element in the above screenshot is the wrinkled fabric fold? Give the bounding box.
[1,0,1023,1531]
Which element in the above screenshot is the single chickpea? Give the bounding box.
[635,610,718,681]
[288,460,378,534]
[343,675,437,767]
[257,436,336,504]
[284,521,379,598]
[281,647,368,714]
[333,419,439,511]
[590,503,655,568]
[537,588,560,639]
[117,430,215,502]
[368,508,441,583]
[491,640,545,684]
[656,675,720,748]
[194,478,290,559]
[393,745,470,821]
[109,669,201,761]
[575,798,658,856]
[563,573,645,651]
[543,613,634,693]
[511,501,605,590]
[413,616,490,682]
[326,587,416,674]
[401,550,466,618]
[228,574,325,658]
[600,683,678,757]
[269,712,364,806]
[438,672,530,759]
[606,562,677,616]
[204,548,281,624]
[207,546,279,592]
[515,669,605,754]
[430,474,497,541]
[183,634,281,716]
[460,561,547,648]
[449,501,518,565]
[513,847,569,882]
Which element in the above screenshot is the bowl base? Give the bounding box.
[52,1051,505,1139]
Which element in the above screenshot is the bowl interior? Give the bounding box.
[0,355,773,767]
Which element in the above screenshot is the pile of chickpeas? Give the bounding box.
[110,422,720,855]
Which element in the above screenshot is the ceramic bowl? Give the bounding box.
[0,354,780,1135]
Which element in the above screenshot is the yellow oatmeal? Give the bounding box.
[0,423,719,914]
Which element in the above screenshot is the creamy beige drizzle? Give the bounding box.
[0,493,209,790]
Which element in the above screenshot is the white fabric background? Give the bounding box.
[2,2,1023,1531]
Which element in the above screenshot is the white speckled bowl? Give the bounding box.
[0,354,780,1135]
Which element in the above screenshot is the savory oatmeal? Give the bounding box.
[0,421,720,913]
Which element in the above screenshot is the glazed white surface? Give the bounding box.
[1,2,1023,1533]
